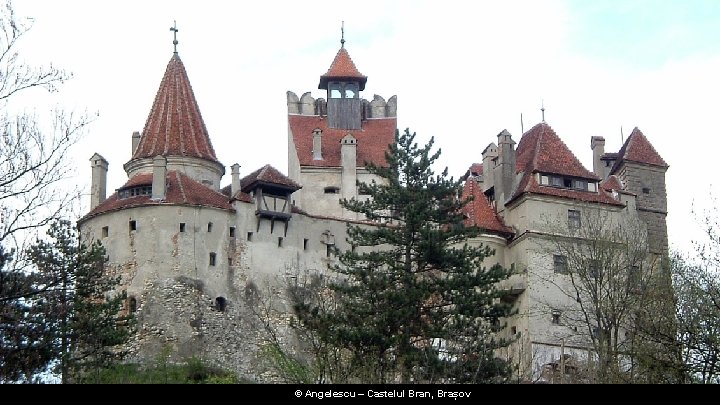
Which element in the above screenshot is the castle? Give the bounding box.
[79,39,668,381]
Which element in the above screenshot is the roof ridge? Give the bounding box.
[175,171,188,203]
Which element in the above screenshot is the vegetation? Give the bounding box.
[0,0,93,383]
[294,129,514,383]
[76,356,243,384]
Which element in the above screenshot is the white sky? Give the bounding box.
[11,0,720,254]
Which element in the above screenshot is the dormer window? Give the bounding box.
[539,174,597,192]
[118,185,152,199]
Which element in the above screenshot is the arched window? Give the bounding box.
[329,82,342,99]
[344,83,358,99]
[215,296,227,312]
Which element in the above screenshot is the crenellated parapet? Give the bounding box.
[287,91,397,119]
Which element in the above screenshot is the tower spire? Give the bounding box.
[170,20,179,54]
[340,21,345,48]
[541,99,546,123]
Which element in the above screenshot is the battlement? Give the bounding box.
[287,91,397,119]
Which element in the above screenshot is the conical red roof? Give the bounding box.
[318,47,368,91]
[612,127,668,172]
[510,122,622,206]
[132,54,219,163]
[515,123,599,180]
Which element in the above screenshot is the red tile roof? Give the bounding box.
[132,54,220,164]
[318,47,368,91]
[469,163,483,176]
[612,127,668,171]
[289,115,396,168]
[240,164,301,192]
[509,123,622,206]
[600,175,623,192]
[516,123,599,180]
[219,184,253,203]
[462,177,513,235]
[81,170,233,221]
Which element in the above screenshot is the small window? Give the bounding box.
[209,252,216,266]
[511,326,517,335]
[247,232,253,241]
[326,244,332,258]
[215,297,226,312]
[605,160,611,167]
[551,310,562,325]
[278,237,284,248]
[540,175,550,185]
[642,187,651,194]
[128,296,137,313]
[129,220,137,232]
[324,186,340,194]
[303,238,309,251]
[228,257,233,266]
[554,255,568,275]
[588,182,598,192]
[101,226,109,238]
[563,178,573,188]
[568,210,581,229]
[179,223,186,232]
[229,226,236,237]
[207,222,213,232]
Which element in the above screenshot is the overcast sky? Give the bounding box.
[12,0,720,254]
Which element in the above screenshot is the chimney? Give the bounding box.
[494,130,516,212]
[231,163,241,196]
[312,128,323,160]
[90,153,109,210]
[591,136,606,179]
[152,155,167,200]
[131,131,141,155]
[341,134,357,218]
[481,143,498,193]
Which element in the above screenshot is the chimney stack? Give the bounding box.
[90,153,109,210]
[152,155,167,200]
[494,130,516,212]
[312,128,323,160]
[591,136,606,179]
[131,131,141,155]
[481,143,498,193]
[341,134,357,218]
[231,163,241,196]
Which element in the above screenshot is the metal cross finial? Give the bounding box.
[341,21,345,48]
[170,21,179,54]
[541,99,546,123]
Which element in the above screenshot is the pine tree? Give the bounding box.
[296,129,514,383]
[27,220,133,383]
[0,246,56,382]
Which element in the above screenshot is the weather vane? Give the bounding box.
[341,21,345,48]
[541,99,546,123]
[170,21,179,54]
